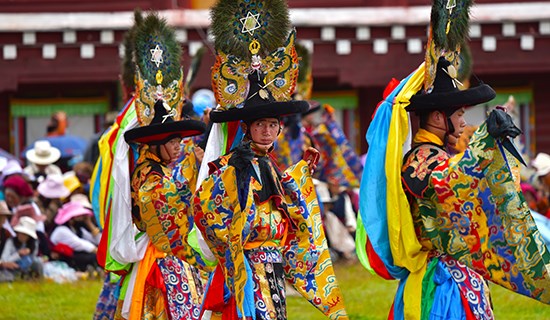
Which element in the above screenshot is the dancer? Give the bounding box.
[357,1,550,318]
[192,1,347,319]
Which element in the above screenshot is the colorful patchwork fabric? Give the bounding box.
[424,124,550,303]
[314,123,360,188]
[322,107,363,181]
[193,153,348,319]
[131,146,208,267]
[358,62,550,320]
[158,255,205,320]
[274,126,304,170]
[93,97,138,274]
[397,125,550,319]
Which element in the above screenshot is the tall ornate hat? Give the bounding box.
[407,0,495,113]
[208,0,309,123]
[292,43,321,116]
[406,57,495,113]
[123,13,205,144]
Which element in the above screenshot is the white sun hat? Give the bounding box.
[532,152,550,177]
[26,140,61,165]
[13,216,38,239]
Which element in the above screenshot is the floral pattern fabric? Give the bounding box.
[400,124,550,319]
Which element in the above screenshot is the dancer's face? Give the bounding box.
[247,118,281,146]
[449,107,467,138]
[159,137,182,163]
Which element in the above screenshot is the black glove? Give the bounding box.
[487,108,522,139]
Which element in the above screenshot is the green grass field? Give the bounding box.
[0,262,548,319]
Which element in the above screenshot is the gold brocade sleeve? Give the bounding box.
[281,160,349,319]
[136,162,208,268]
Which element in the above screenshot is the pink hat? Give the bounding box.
[10,204,46,228]
[54,201,93,225]
[37,174,71,199]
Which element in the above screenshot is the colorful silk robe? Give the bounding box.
[118,145,207,320]
[394,126,550,319]
[313,108,362,188]
[193,145,348,319]
[358,63,550,320]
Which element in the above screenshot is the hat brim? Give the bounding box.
[210,100,309,123]
[406,84,496,113]
[26,148,61,165]
[54,208,93,225]
[37,184,71,199]
[124,120,206,144]
[13,225,37,239]
[301,100,321,116]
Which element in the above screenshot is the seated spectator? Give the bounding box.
[328,181,358,237]
[36,174,70,232]
[50,201,100,271]
[23,140,62,189]
[3,175,50,258]
[0,200,15,260]
[316,180,356,263]
[67,161,94,196]
[0,216,43,279]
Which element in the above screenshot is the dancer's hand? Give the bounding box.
[195,146,204,164]
[303,147,320,174]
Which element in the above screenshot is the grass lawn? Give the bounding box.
[0,262,548,319]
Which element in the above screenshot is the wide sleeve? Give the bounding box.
[136,169,208,268]
[281,160,348,319]
[192,165,260,315]
[426,123,550,303]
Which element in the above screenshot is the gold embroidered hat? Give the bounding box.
[208,0,309,123]
[124,13,205,144]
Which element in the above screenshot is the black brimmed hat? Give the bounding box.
[210,71,308,123]
[124,13,205,144]
[406,57,495,114]
[124,101,205,144]
[209,0,306,123]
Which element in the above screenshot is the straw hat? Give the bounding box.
[532,153,550,177]
[13,216,38,239]
[37,174,71,199]
[25,140,61,165]
[70,193,92,210]
[54,201,93,225]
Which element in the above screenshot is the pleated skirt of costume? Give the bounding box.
[203,247,287,320]
[94,273,119,320]
[113,254,205,320]
[246,247,287,320]
[393,253,494,320]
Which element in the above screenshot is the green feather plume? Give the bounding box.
[431,0,473,51]
[210,0,291,59]
[134,12,182,87]
[295,42,311,84]
[457,41,472,82]
[185,45,206,94]
[121,9,143,90]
